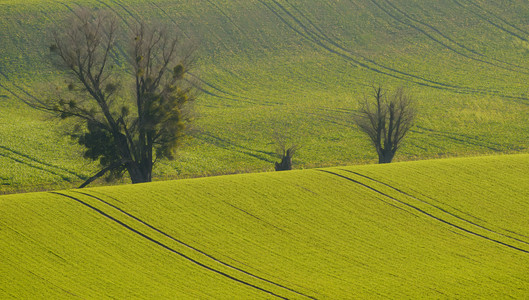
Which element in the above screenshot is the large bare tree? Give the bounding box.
[354,86,417,164]
[42,8,196,187]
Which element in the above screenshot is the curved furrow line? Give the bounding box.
[53,192,315,300]
[269,0,466,91]
[413,126,510,151]
[465,0,529,39]
[203,0,249,40]
[273,0,529,102]
[452,0,527,42]
[0,71,46,107]
[385,0,479,55]
[0,68,10,80]
[318,170,414,214]
[0,153,72,182]
[193,132,276,163]
[256,0,435,88]
[107,0,142,25]
[72,191,316,299]
[299,111,351,128]
[319,170,529,254]
[0,82,38,108]
[188,72,280,106]
[340,169,529,246]
[147,1,191,39]
[187,77,261,106]
[93,0,131,28]
[11,82,45,106]
[263,0,507,98]
[381,0,529,75]
[409,129,502,152]
[0,145,86,180]
[58,1,75,14]
[91,0,134,65]
[371,0,496,66]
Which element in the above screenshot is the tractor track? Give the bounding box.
[193,132,276,163]
[187,72,279,106]
[258,0,521,100]
[340,169,529,247]
[409,129,502,152]
[52,191,317,299]
[378,0,529,75]
[319,169,529,254]
[413,125,507,151]
[453,0,528,43]
[0,152,72,182]
[56,191,317,299]
[0,145,85,181]
[467,0,529,38]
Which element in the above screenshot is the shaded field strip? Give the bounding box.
[318,170,529,254]
[50,192,298,299]
[376,0,529,75]
[0,145,86,180]
[340,169,529,246]
[69,191,317,300]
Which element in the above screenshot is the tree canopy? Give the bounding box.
[354,86,416,164]
[41,8,197,187]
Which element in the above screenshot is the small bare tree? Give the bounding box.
[40,8,197,187]
[354,85,417,164]
[273,135,299,171]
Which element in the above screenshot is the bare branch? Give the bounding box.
[354,85,417,163]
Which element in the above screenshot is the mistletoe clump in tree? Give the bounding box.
[45,8,197,187]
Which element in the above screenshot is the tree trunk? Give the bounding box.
[127,161,152,183]
[378,149,395,164]
[275,156,293,171]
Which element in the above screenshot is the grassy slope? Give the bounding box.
[1,154,529,298]
[2,0,529,192]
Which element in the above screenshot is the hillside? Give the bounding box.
[2,0,529,191]
[1,154,529,298]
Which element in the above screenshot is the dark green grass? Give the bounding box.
[1,0,529,191]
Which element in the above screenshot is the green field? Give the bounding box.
[1,154,529,298]
[2,0,529,192]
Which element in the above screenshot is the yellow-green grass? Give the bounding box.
[1,154,528,298]
[2,0,529,192]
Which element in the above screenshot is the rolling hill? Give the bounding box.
[1,0,529,192]
[1,154,529,298]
